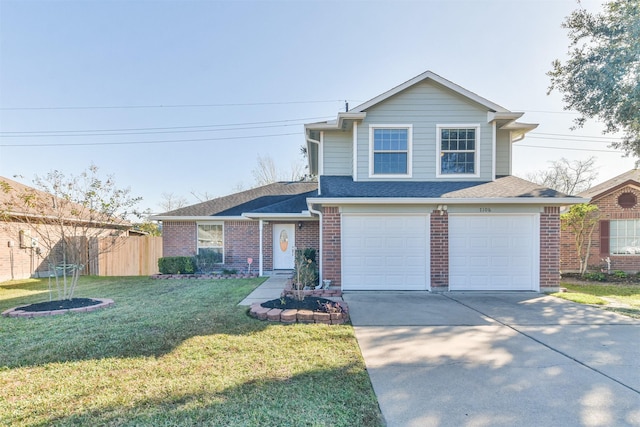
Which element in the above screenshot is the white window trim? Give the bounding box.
[368,124,413,178]
[436,124,481,178]
[610,219,640,255]
[196,221,225,264]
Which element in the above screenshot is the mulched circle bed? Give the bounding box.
[2,298,114,318]
[15,298,102,312]
[249,296,349,325]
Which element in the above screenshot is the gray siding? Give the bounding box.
[355,80,493,181]
[322,130,352,175]
[495,129,511,176]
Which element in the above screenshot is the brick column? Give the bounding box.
[540,207,560,291]
[430,210,449,291]
[322,207,341,288]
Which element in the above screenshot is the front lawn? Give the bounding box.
[0,276,383,426]
[553,282,640,319]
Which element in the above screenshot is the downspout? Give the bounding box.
[307,205,323,283]
[259,219,264,276]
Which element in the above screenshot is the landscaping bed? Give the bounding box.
[250,296,349,325]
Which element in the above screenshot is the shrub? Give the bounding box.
[612,270,627,279]
[158,256,196,274]
[194,249,222,273]
[222,268,238,275]
[583,271,606,282]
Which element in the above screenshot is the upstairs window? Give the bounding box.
[437,125,480,177]
[370,125,412,177]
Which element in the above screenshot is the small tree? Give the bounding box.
[561,203,600,275]
[0,165,141,300]
[292,248,319,301]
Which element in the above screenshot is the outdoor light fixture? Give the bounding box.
[298,221,303,229]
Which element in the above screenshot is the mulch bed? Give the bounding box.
[261,296,344,313]
[15,298,102,312]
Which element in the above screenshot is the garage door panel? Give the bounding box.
[342,214,429,291]
[449,214,539,291]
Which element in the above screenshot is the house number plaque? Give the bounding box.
[479,207,492,213]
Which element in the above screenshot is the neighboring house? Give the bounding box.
[0,176,136,281]
[156,70,586,292]
[561,169,640,273]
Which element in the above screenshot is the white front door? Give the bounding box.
[273,224,295,269]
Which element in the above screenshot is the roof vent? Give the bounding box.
[618,192,637,209]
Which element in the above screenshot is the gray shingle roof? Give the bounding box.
[578,169,640,200]
[158,181,318,217]
[318,175,575,199]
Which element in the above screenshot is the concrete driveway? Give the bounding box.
[343,292,640,427]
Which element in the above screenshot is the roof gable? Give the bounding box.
[579,169,640,200]
[350,70,509,114]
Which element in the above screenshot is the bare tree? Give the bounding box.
[0,165,141,300]
[158,192,188,212]
[525,157,598,195]
[189,190,216,203]
[251,154,304,186]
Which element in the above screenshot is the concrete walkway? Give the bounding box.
[344,292,640,427]
[238,272,291,306]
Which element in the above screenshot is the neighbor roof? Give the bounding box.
[313,176,586,204]
[153,181,318,219]
[578,169,640,201]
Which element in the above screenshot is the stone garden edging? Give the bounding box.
[2,298,115,318]
[249,301,349,325]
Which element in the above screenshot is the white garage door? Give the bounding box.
[449,214,539,291]
[342,214,429,291]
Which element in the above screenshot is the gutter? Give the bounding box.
[306,197,590,206]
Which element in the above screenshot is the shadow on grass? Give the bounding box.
[0,276,270,368]
[29,363,384,427]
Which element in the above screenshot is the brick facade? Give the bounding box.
[430,210,448,290]
[540,207,561,290]
[561,184,640,273]
[321,207,341,287]
[161,219,320,273]
[162,221,197,257]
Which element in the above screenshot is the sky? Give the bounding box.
[0,0,633,215]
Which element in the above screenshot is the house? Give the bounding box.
[561,169,640,273]
[156,70,586,292]
[0,176,139,281]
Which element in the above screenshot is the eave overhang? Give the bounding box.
[307,197,589,206]
[151,215,252,222]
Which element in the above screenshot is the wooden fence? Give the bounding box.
[88,236,163,276]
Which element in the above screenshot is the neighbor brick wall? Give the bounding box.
[430,210,448,290]
[0,221,40,281]
[561,185,640,273]
[540,207,560,290]
[322,207,341,287]
[162,221,197,257]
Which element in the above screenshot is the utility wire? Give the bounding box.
[0,122,313,138]
[0,116,333,134]
[0,100,345,111]
[516,144,623,153]
[0,132,299,147]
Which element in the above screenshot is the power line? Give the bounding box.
[529,132,622,141]
[0,116,333,134]
[0,100,345,111]
[0,132,299,147]
[516,144,623,153]
[0,122,319,138]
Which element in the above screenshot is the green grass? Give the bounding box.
[0,276,383,426]
[553,282,640,319]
